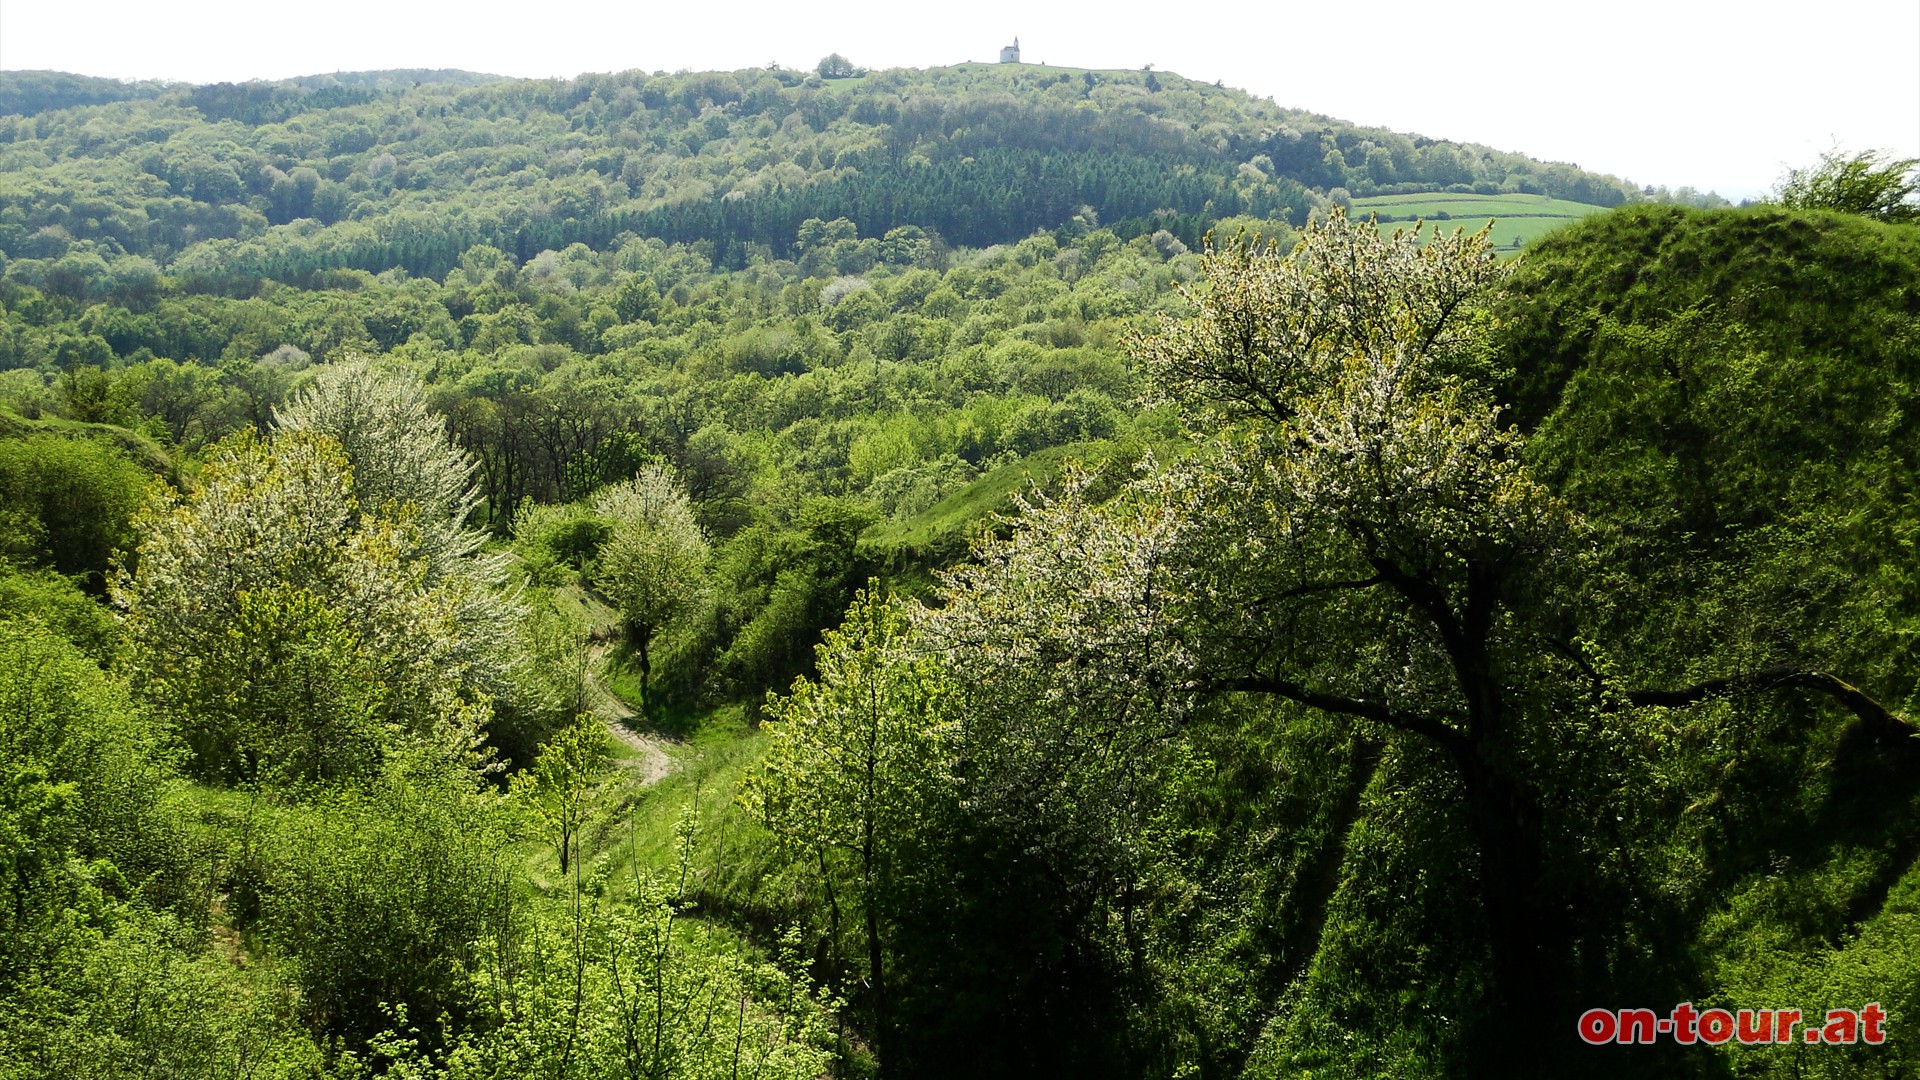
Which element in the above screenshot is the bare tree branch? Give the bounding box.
[1214,673,1469,755]
[1627,666,1916,738]
[1252,575,1387,606]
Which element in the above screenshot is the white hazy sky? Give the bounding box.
[2,0,1916,200]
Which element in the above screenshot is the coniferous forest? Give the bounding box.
[0,59,1916,1079]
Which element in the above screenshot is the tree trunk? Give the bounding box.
[635,624,652,718]
[1459,754,1558,1062]
[865,890,886,1076]
[861,807,888,1077]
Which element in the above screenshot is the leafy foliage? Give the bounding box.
[590,466,709,713]
[512,714,609,874]
[259,761,509,1051]
[116,398,528,781]
[1774,148,1920,224]
[0,430,153,589]
[743,590,954,1057]
[276,358,493,574]
[740,206,1920,1075]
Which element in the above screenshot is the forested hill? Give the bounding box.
[0,61,1650,282]
[0,69,504,117]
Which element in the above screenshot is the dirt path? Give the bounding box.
[585,641,677,786]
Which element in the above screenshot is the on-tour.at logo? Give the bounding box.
[1578,1003,1888,1046]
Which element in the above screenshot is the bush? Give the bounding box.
[0,618,186,929]
[0,434,152,591]
[512,498,612,584]
[0,568,120,662]
[258,764,510,1051]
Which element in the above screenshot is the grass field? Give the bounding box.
[862,430,1188,583]
[1349,192,1608,250]
[0,405,176,476]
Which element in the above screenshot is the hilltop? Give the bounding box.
[0,61,1662,288]
[0,67,504,117]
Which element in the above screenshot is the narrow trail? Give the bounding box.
[584,639,677,786]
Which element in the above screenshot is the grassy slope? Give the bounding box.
[0,406,175,478]
[1501,204,1920,1077]
[1351,191,1606,250]
[863,431,1188,590]
[1498,204,1920,426]
[1354,192,1603,218]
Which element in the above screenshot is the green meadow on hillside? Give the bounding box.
[1352,190,1607,247]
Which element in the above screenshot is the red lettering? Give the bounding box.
[1862,1003,1887,1045]
[1617,1008,1657,1044]
[1823,1010,1859,1045]
[1578,1009,1616,1045]
[1698,1008,1735,1045]
[1571,1002,1878,1047]
[1671,1002,1699,1044]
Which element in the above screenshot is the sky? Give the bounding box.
[2,0,1916,200]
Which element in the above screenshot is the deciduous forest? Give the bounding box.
[0,60,1914,1079]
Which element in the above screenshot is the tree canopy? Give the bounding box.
[113,366,530,782]
[1773,147,1920,223]
[589,465,708,713]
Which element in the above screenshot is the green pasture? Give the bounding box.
[1350,191,1607,250]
